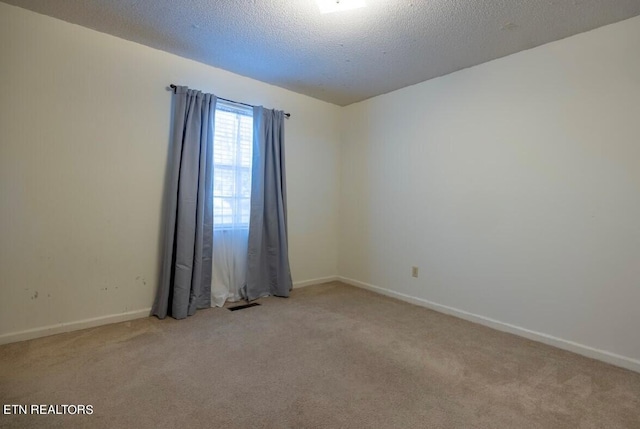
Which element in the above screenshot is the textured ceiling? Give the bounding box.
[3,0,640,106]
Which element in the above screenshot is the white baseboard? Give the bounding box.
[0,308,152,345]
[0,278,337,345]
[293,276,339,289]
[338,276,640,374]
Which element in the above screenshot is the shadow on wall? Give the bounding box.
[151,89,177,315]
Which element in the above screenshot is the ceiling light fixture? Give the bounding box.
[316,0,366,14]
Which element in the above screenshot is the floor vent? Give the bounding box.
[228,303,260,311]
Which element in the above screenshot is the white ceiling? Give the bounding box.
[4,0,640,106]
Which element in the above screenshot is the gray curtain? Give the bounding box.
[152,86,216,319]
[245,107,292,300]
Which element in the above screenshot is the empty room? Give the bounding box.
[1,0,639,427]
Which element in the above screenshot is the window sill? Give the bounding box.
[213,226,250,232]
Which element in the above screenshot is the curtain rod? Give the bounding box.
[169,84,290,118]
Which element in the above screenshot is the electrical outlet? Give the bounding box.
[411,266,419,278]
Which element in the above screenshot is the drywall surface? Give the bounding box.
[339,16,640,364]
[0,3,340,340]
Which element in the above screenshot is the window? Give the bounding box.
[213,101,253,229]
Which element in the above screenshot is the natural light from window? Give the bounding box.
[213,102,253,229]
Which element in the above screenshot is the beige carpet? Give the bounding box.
[1,282,639,428]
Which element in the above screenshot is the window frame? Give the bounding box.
[212,100,254,231]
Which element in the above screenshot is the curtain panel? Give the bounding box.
[152,86,216,319]
[245,107,293,300]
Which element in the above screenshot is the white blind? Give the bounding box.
[213,101,253,228]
